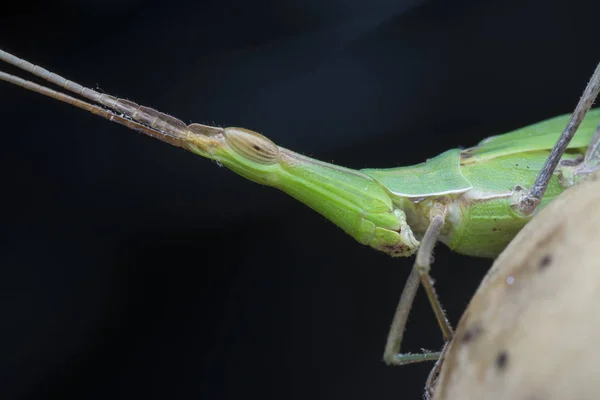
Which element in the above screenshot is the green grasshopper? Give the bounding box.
[1,48,599,373]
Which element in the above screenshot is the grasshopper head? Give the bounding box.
[184,125,420,257]
[184,125,283,185]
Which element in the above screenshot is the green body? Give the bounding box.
[187,109,600,259]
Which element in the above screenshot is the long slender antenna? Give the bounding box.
[0,49,222,146]
[0,69,186,147]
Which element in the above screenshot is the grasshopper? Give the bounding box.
[1,48,599,373]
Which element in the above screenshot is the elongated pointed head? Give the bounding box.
[184,124,420,257]
[184,125,283,186]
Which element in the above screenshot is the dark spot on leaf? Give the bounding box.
[253,145,261,151]
[461,323,483,344]
[495,350,509,371]
[492,227,499,232]
[539,254,552,270]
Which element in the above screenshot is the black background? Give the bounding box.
[0,1,598,399]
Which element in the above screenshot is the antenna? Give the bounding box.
[0,49,222,147]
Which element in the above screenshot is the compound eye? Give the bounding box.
[224,128,279,164]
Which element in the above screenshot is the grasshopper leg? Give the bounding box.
[383,213,453,366]
[516,61,600,215]
[560,123,600,182]
[583,123,600,167]
[423,339,452,399]
[575,123,600,175]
